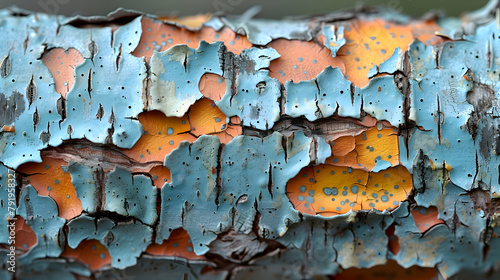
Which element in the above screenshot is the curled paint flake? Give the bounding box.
[322,25,346,57]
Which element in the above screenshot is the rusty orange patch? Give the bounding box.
[13,216,37,254]
[335,259,437,280]
[189,98,228,137]
[411,206,444,233]
[331,135,356,156]
[122,98,241,162]
[386,224,400,255]
[61,239,112,270]
[146,228,204,260]
[188,98,242,144]
[212,120,242,144]
[2,125,15,132]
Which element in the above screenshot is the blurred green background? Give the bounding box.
[1,0,490,18]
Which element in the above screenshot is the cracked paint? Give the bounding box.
[2,1,500,279]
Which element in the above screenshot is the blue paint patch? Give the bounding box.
[16,186,65,264]
[67,214,152,269]
[149,41,223,117]
[322,25,345,58]
[217,48,281,130]
[104,166,158,226]
[331,188,339,196]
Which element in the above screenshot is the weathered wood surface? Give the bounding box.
[1,1,500,279]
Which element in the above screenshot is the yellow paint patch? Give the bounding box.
[287,165,412,216]
[355,126,399,170]
[338,19,442,88]
[325,126,399,171]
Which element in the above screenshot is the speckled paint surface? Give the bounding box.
[1,1,500,279]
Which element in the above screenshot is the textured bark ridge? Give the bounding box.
[1,1,500,279]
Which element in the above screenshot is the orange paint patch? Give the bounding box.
[286,165,412,216]
[133,17,252,61]
[361,166,412,211]
[212,120,242,144]
[355,126,399,170]
[358,114,381,127]
[13,216,37,254]
[189,98,228,136]
[61,239,112,270]
[122,98,241,162]
[148,165,171,188]
[121,110,195,163]
[331,136,356,156]
[199,73,226,101]
[189,98,241,144]
[188,98,242,144]
[335,259,437,280]
[326,150,359,169]
[338,19,442,87]
[287,165,366,216]
[41,48,84,98]
[411,206,444,233]
[326,126,399,171]
[146,228,203,260]
[17,157,82,220]
[2,125,15,132]
[230,116,241,124]
[268,39,345,85]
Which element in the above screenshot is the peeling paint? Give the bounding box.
[2,2,500,279]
